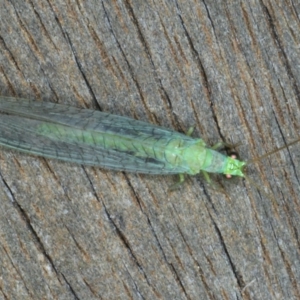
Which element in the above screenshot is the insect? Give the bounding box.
[0,96,297,188]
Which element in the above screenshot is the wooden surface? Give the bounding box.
[0,0,300,299]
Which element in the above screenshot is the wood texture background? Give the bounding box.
[0,0,300,299]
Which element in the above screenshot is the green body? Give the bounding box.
[38,122,245,176]
[0,97,246,177]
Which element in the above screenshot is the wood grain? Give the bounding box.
[0,0,300,299]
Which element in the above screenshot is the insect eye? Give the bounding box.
[228,151,239,160]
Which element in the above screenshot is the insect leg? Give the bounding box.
[202,171,211,183]
[186,127,194,136]
[169,174,185,191]
[211,142,225,150]
[212,142,242,164]
[202,171,226,193]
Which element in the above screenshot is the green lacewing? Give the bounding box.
[0,96,297,186]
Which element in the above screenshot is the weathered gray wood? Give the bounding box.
[0,0,299,299]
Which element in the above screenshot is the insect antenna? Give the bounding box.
[242,137,300,202]
[243,173,277,204]
[246,137,300,164]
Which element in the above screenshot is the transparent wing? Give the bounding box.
[0,97,193,143]
[0,98,195,174]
